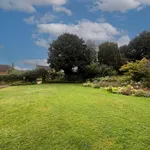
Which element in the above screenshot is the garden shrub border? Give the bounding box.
[83,76,150,98]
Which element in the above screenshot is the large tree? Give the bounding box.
[127,31,150,61]
[48,33,92,80]
[98,42,122,70]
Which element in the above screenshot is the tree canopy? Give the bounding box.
[121,31,150,61]
[48,33,94,80]
[98,42,123,70]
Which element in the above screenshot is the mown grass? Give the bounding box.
[0,84,150,150]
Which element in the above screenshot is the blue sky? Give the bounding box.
[0,0,150,70]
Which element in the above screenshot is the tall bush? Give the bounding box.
[120,58,150,86]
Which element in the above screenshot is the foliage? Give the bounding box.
[83,63,117,79]
[119,85,134,96]
[49,70,64,80]
[0,74,23,82]
[44,79,82,84]
[35,68,49,82]
[91,83,100,89]
[119,45,129,60]
[23,68,48,82]
[86,40,97,62]
[10,81,37,86]
[99,75,131,83]
[120,31,150,61]
[87,76,132,88]
[98,42,123,70]
[105,85,150,97]
[0,68,48,84]
[64,73,84,82]
[83,75,150,97]
[98,64,117,77]
[22,70,37,82]
[9,69,27,75]
[140,61,150,87]
[120,58,150,83]
[133,89,150,97]
[48,33,93,80]
[128,31,150,61]
[84,63,100,79]
[83,82,92,87]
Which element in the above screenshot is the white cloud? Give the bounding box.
[38,20,131,46]
[117,35,131,47]
[35,38,50,48]
[24,16,38,24]
[24,13,57,25]
[40,12,56,23]
[38,20,120,42]
[14,66,30,71]
[0,0,67,13]
[94,0,150,12]
[53,6,72,16]
[23,59,49,66]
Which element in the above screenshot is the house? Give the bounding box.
[36,65,51,71]
[0,65,11,75]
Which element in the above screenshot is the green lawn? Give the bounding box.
[0,84,150,150]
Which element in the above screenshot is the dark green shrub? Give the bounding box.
[22,68,48,82]
[141,61,150,87]
[65,73,84,82]
[84,63,100,79]
[0,75,6,82]
[23,71,37,82]
[0,74,23,82]
[99,64,117,77]
[44,79,82,84]
[49,70,64,80]
[10,81,37,86]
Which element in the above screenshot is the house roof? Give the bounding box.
[36,65,50,70]
[0,65,11,72]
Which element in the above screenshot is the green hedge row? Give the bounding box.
[0,74,23,82]
[0,68,49,83]
[10,81,37,86]
[44,79,83,84]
